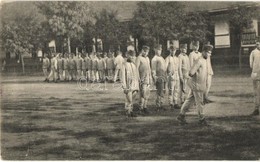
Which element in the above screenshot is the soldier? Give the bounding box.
[69,54,76,81]
[57,53,64,81]
[82,53,87,79]
[114,51,125,82]
[165,45,181,109]
[103,52,108,81]
[179,44,191,103]
[106,52,115,82]
[75,53,83,80]
[91,52,98,82]
[250,41,260,116]
[47,53,58,83]
[177,43,213,125]
[121,50,139,118]
[151,44,166,111]
[86,53,92,82]
[63,53,69,81]
[136,45,152,114]
[97,53,106,82]
[204,42,214,103]
[42,53,50,82]
[189,41,202,67]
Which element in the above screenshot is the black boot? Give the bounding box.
[250,109,259,116]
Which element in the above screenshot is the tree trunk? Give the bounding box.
[67,37,71,53]
[238,34,242,69]
[21,54,25,74]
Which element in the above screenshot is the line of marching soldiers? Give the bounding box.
[42,51,126,83]
[121,41,214,125]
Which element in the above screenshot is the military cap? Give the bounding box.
[180,44,187,49]
[154,44,162,50]
[192,41,200,47]
[203,42,214,51]
[127,50,136,56]
[142,45,150,50]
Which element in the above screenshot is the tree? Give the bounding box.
[131,2,186,48]
[95,9,125,52]
[1,2,47,73]
[179,11,211,44]
[36,1,94,53]
[227,3,260,68]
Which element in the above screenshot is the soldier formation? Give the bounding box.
[42,40,260,124]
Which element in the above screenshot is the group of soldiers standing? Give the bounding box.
[121,41,214,125]
[42,51,126,83]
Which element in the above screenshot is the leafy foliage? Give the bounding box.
[1,2,47,57]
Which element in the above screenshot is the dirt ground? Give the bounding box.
[1,74,260,160]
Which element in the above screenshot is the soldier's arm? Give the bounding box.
[151,57,157,80]
[189,59,201,77]
[165,57,169,74]
[121,64,127,89]
[189,53,194,67]
[179,57,183,82]
[249,51,254,69]
[135,57,141,71]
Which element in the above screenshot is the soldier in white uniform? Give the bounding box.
[114,51,125,82]
[106,52,114,82]
[177,43,213,125]
[165,45,181,109]
[179,44,191,103]
[151,44,166,110]
[42,53,50,82]
[250,41,260,116]
[63,54,69,81]
[136,45,152,114]
[204,42,214,103]
[47,53,59,83]
[121,50,139,118]
[57,53,63,81]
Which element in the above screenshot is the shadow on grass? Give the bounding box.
[2,122,63,133]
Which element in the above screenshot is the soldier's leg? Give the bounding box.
[59,70,63,80]
[125,91,133,116]
[168,78,174,106]
[173,79,181,106]
[180,90,195,115]
[43,68,48,79]
[143,84,150,109]
[205,74,212,100]
[156,80,164,108]
[194,91,205,120]
[114,69,119,82]
[48,68,53,80]
[253,80,260,110]
[139,84,145,110]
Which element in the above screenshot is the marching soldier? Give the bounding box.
[103,52,108,81]
[136,45,152,114]
[250,41,260,116]
[75,53,83,80]
[204,42,214,103]
[165,45,182,109]
[86,53,92,82]
[91,52,98,82]
[106,52,115,82]
[121,50,139,118]
[47,53,58,83]
[97,53,106,82]
[177,43,214,125]
[57,53,64,81]
[179,44,191,103]
[82,53,87,79]
[63,53,69,81]
[42,53,50,82]
[114,51,125,82]
[69,54,76,81]
[151,44,166,110]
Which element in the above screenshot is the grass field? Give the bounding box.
[1,74,260,160]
